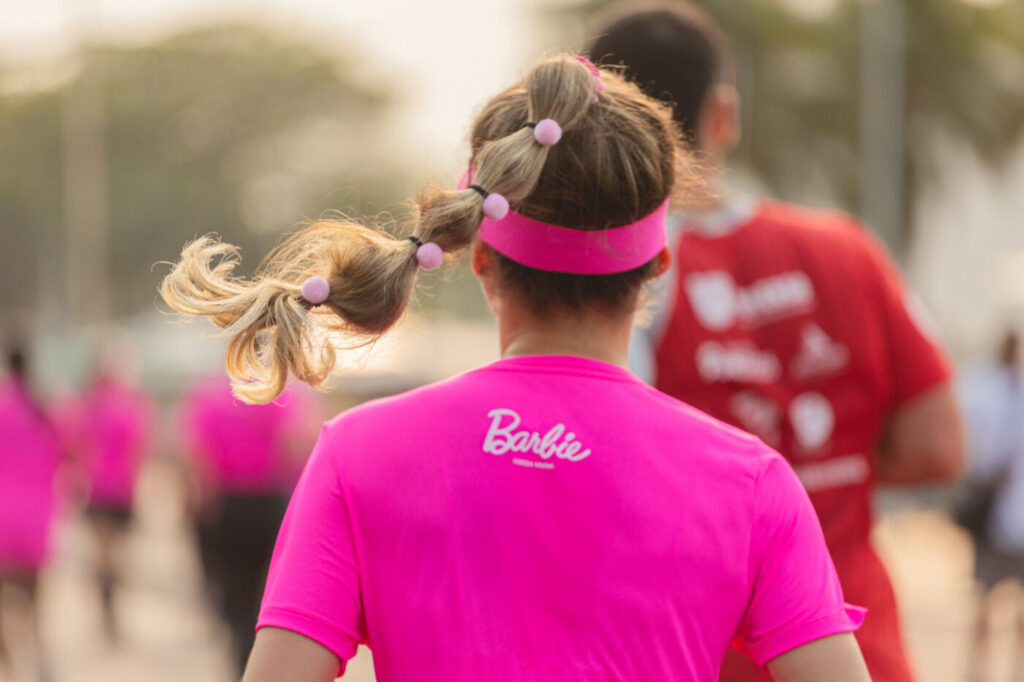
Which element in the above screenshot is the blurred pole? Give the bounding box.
[859,0,906,256]
[63,2,109,326]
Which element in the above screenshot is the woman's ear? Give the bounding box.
[472,241,501,315]
[654,245,672,277]
[471,240,491,278]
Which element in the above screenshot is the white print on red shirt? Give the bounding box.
[789,392,835,455]
[729,391,781,447]
[794,453,870,494]
[790,323,850,381]
[685,270,816,331]
[696,341,781,384]
[483,408,592,465]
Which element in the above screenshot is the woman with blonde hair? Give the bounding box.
[161,54,870,682]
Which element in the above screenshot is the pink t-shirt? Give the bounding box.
[258,355,862,680]
[0,379,62,571]
[69,378,152,508]
[182,376,309,495]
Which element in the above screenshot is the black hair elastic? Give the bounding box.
[522,121,537,129]
[468,184,489,199]
[407,235,424,248]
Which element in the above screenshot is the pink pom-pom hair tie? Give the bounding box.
[468,184,509,221]
[407,236,444,270]
[522,119,562,146]
[300,275,331,305]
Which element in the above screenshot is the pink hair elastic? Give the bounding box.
[574,55,604,103]
[300,275,330,305]
[468,184,510,220]
[479,200,669,275]
[527,119,562,146]
[408,236,444,270]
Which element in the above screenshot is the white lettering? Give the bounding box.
[483,409,520,455]
[790,323,849,381]
[561,438,591,462]
[537,424,565,459]
[789,392,835,454]
[736,272,814,323]
[686,270,816,330]
[794,454,870,493]
[483,409,592,465]
[696,341,781,384]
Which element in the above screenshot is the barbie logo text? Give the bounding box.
[483,408,592,463]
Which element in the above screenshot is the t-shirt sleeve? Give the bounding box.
[257,424,365,673]
[858,228,952,404]
[733,452,865,666]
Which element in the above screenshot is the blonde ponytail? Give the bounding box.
[160,54,687,403]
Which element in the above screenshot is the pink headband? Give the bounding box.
[479,200,669,275]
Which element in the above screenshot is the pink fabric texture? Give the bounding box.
[258,355,861,680]
[0,379,62,572]
[69,378,152,509]
[53,378,153,510]
[479,200,669,275]
[182,376,309,494]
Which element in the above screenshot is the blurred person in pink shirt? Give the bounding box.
[0,344,62,680]
[60,354,153,640]
[181,373,318,674]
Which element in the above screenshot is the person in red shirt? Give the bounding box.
[589,4,965,681]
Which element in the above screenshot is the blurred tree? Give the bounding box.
[0,25,406,321]
[563,0,1024,252]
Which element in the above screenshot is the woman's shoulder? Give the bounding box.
[320,364,783,478]
[321,370,487,436]
[643,381,771,443]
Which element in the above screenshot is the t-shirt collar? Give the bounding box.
[487,354,642,384]
[678,194,760,238]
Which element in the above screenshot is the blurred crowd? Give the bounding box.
[0,341,324,681]
[0,0,1021,680]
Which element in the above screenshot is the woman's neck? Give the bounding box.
[498,305,634,368]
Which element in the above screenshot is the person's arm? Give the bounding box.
[733,451,866,671]
[766,633,870,682]
[249,424,365,677]
[877,382,965,484]
[243,627,340,682]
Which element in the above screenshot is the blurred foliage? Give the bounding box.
[566,0,1024,245]
[0,25,406,320]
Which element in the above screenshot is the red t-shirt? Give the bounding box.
[646,199,950,681]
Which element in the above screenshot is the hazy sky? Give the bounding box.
[0,0,557,174]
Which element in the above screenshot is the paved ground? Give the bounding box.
[2,457,1021,681]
